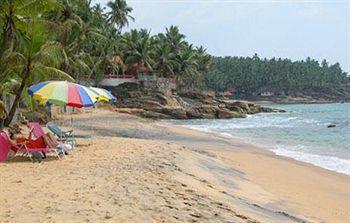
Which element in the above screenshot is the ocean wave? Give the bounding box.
[220,132,234,138]
[182,125,214,133]
[183,120,292,130]
[272,146,350,175]
[182,122,350,175]
[176,103,350,176]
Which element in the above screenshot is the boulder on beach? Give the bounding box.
[216,109,246,119]
[162,107,187,119]
[112,82,283,120]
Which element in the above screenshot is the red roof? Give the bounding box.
[123,64,152,76]
[110,56,151,72]
[108,56,152,78]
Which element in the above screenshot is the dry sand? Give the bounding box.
[0,109,349,222]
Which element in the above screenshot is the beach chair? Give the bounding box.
[0,131,11,162]
[47,124,90,145]
[47,124,91,139]
[27,122,45,138]
[0,131,58,162]
[26,122,72,156]
[47,124,73,139]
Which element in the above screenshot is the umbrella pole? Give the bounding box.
[68,107,74,138]
[88,105,94,146]
[70,108,78,150]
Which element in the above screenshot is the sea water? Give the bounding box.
[172,103,350,175]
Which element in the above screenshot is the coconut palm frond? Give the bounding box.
[38,66,74,81]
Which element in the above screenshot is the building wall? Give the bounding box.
[99,78,137,87]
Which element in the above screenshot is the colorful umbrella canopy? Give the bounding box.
[90,87,116,102]
[28,81,98,108]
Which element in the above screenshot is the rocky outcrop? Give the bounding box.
[216,109,246,119]
[186,106,217,119]
[261,107,286,113]
[162,107,187,119]
[110,82,285,120]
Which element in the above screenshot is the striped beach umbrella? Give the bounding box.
[28,81,98,108]
[90,87,116,102]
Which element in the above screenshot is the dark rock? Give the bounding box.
[162,107,187,119]
[226,105,244,113]
[179,91,215,101]
[230,101,251,113]
[216,109,246,119]
[139,110,172,119]
[186,106,217,119]
[111,83,282,120]
[248,103,261,113]
[154,92,169,105]
[261,107,286,113]
[141,100,164,113]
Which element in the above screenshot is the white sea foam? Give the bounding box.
[220,132,234,138]
[272,147,350,175]
[176,103,350,176]
[183,125,213,133]
[181,122,350,176]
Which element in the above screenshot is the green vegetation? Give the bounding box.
[0,0,210,125]
[0,0,348,126]
[204,55,349,97]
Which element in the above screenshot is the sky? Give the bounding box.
[93,0,350,73]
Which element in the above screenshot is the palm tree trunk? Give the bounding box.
[4,62,30,126]
[0,23,11,62]
[0,9,15,61]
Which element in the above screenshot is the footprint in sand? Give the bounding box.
[104,211,113,219]
[184,202,192,206]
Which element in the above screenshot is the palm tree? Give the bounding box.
[0,0,56,60]
[153,41,178,78]
[4,22,73,126]
[49,3,107,81]
[0,77,19,96]
[175,45,201,90]
[0,0,57,81]
[195,46,211,73]
[176,45,198,75]
[107,0,134,32]
[164,25,186,53]
[121,29,154,70]
[82,36,120,84]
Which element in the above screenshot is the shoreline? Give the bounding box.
[246,97,349,105]
[166,102,350,176]
[157,119,350,222]
[160,119,350,178]
[167,121,350,176]
[1,110,349,222]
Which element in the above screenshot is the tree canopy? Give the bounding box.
[0,0,348,125]
[0,0,211,125]
[204,55,349,97]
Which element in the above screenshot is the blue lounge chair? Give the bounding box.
[47,124,91,144]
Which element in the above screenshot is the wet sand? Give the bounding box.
[0,109,349,222]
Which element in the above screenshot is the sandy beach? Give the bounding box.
[0,109,349,223]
